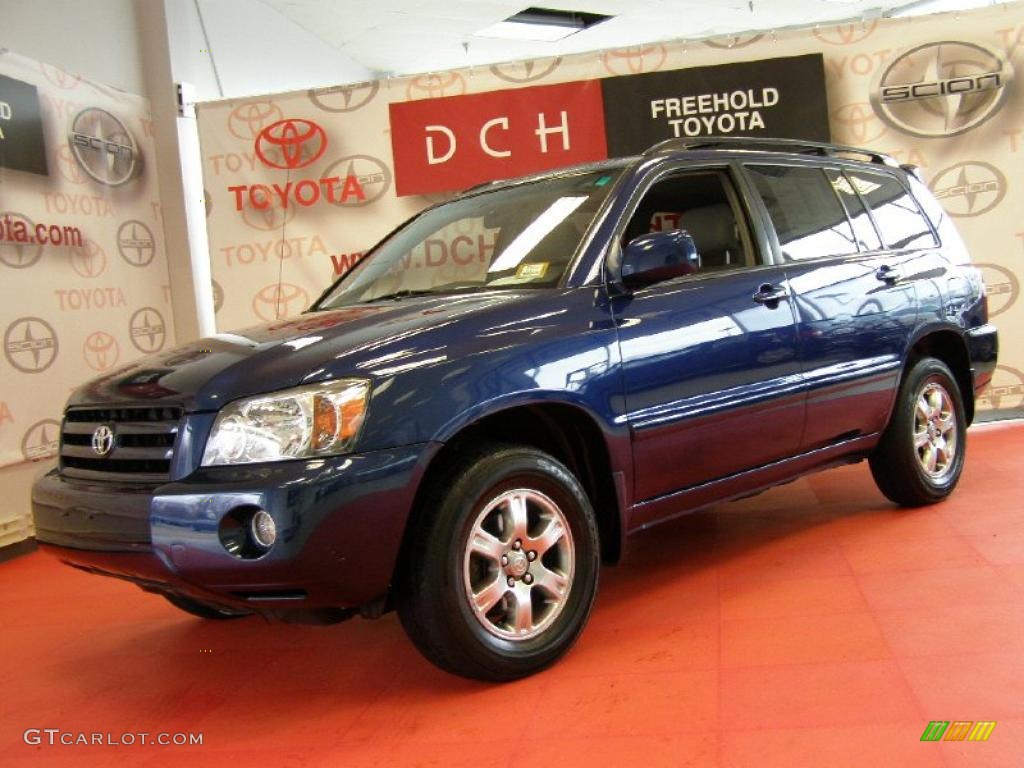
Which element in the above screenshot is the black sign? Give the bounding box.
[0,75,48,175]
[602,53,830,157]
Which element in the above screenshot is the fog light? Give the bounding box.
[251,510,277,550]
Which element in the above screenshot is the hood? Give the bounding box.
[68,292,527,412]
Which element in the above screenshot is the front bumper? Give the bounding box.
[32,443,434,615]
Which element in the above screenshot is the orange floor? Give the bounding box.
[1,421,1022,768]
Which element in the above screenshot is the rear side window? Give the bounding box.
[747,165,858,261]
[825,169,882,252]
[844,171,937,250]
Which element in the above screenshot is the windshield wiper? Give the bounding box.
[360,289,438,303]
[359,283,493,304]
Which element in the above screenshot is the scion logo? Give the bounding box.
[21,418,60,462]
[4,317,59,373]
[69,240,107,279]
[54,145,87,185]
[490,58,563,83]
[871,41,1013,138]
[977,365,1024,412]
[128,307,167,354]
[83,331,120,371]
[69,108,139,186]
[703,34,764,50]
[602,45,667,76]
[929,162,1006,218]
[227,101,283,141]
[252,283,310,321]
[308,81,380,113]
[831,102,888,144]
[212,279,224,313]
[117,220,156,266]
[0,213,43,269]
[406,73,466,100]
[977,263,1018,318]
[255,119,328,170]
[813,21,878,46]
[321,155,392,207]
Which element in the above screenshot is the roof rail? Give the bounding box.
[643,136,900,168]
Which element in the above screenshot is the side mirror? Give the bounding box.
[621,230,700,289]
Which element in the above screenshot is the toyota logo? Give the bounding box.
[91,424,115,457]
[602,45,667,76]
[69,107,140,186]
[830,103,888,145]
[703,34,764,50]
[117,220,157,266]
[4,317,59,373]
[129,307,167,353]
[813,21,877,46]
[83,331,120,371]
[70,240,107,279]
[227,101,283,141]
[308,81,380,113]
[872,41,1013,138]
[252,283,310,321]
[254,119,328,170]
[490,58,562,83]
[929,161,1006,218]
[405,73,466,101]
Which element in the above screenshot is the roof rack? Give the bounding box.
[643,136,900,168]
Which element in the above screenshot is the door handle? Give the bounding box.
[875,264,900,284]
[752,283,789,307]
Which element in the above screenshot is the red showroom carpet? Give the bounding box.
[1,421,1022,768]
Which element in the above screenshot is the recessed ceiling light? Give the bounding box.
[476,7,613,42]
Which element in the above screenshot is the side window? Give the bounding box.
[747,165,859,261]
[845,171,937,250]
[825,169,882,252]
[622,171,754,272]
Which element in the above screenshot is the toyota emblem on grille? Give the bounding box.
[91,425,115,457]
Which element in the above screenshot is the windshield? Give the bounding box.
[315,169,621,309]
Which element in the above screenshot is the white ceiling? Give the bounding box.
[258,0,1000,76]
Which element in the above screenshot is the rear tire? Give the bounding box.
[869,356,967,506]
[396,443,600,681]
[161,592,251,620]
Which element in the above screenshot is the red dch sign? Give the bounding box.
[389,80,607,197]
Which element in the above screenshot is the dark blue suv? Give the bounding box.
[33,138,998,680]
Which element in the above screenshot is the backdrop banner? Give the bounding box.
[0,51,175,470]
[195,3,1023,421]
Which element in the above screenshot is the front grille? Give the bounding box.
[60,406,182,483]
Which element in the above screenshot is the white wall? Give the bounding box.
[0,0,147,95]
[0,0,373,103]
[177,0,373,101]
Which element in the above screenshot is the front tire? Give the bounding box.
[869,356,967,506]
[397,444,600,681]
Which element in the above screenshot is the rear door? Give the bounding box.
[609,164,804,511]
[741,163,930,450]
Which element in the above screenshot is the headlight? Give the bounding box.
[202,379,370,466]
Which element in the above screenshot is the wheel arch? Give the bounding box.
[904,327,975,425]
[395,398,628,595]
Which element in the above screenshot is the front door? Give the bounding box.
[609,167,804,511]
